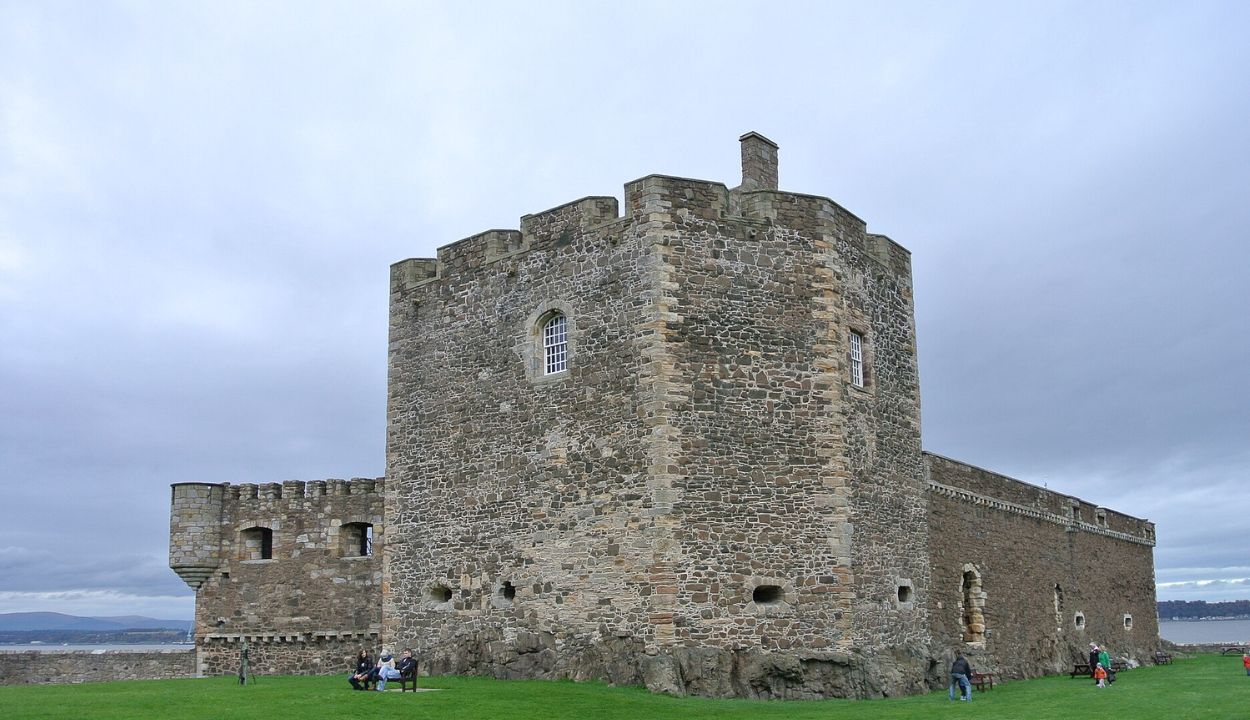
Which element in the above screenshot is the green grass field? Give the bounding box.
[2,654,1247,720]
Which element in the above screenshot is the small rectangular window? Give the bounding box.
[242,527,274,560]
[849,331,864,387]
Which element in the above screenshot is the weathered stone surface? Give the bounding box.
[381,135,931,698]
[926,453,1158,678]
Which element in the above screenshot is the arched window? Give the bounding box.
[1054,584,1064,631]
[241,526,273,560]
[542,313,568,375]
[961,564,985,644]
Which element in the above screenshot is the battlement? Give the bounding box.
[924,453,1155,545]
[222,476,384,501]
[388,133,909,296]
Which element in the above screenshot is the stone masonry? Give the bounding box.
[0,650,195,685]
[387,132,930,699]
[925,453,1158,678]
[170,132,1158,697]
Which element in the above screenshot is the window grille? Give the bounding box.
[543,314,568,375]
[341,522,373,557]
[849,330,864,387]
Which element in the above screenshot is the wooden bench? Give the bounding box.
[398,662,419,692]
[970,671,994,691]
[1072,660,1126,677]
[1153,651,1173,665]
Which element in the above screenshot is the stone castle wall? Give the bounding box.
[925,453,1158,678]
[382,135,931,699]
[0,650,194,685]
[169,479,384,676]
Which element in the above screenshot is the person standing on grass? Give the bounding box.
[1098,646,1112,682]
[1094,662,1108,688]
[1242,652,1249,676]
[1089,643,1100,683]
[949,651,973,701]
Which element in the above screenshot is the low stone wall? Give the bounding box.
[198,635,368,677]
[0,649,195,685]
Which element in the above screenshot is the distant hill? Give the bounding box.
[0,612,192,632]
[1158,600,1250,620]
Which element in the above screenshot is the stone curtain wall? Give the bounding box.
[925,453,1159,679]
[384,136,930,699]
[170,478,384,676]
[0,650,194,685]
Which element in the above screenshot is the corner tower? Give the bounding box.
[383,133,930,698]
[169,482,226,590]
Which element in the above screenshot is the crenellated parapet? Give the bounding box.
[388,133,906,304]
[224,476,383,502]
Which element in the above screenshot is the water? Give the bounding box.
[0,644,193,653]
[1159,618,1250,644]
[5,622,1245,652]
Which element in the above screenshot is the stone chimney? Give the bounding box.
[739,131,778,191]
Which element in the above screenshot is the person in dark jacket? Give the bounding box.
[348,649,374,690]
[1089,643,1101,683]
[396,648,417,685]
[949,651,974,701]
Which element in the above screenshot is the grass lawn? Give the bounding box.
[2,654,1246,720]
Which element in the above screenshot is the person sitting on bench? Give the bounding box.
[348,649,374,690]
[396,648,417,686]
[374,649,401,691]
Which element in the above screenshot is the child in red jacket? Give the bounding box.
[1094,663,1108,688]
[1242,653,1249,676]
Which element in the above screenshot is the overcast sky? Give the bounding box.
[2,1,1247,620]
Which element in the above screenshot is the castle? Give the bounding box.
[169,133,1159,698]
